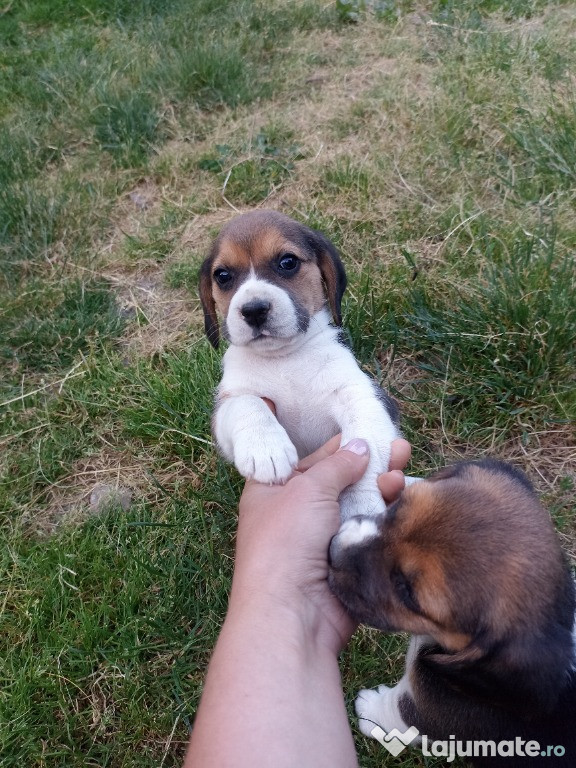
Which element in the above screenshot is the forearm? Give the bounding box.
[185,442,385,767]
[186,595,358,768]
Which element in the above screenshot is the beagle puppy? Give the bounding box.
[329,459,576,766]
[200,209,400,519]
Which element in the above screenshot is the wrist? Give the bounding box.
[227,578,346,656]
[191,581,358,768]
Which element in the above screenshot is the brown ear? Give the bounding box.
[421,627,573,716]
[199,254,220,348]
[306,230,347,325]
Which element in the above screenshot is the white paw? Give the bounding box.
[233,429,298,484]
[339,486,387,521]
[355,686,391,738]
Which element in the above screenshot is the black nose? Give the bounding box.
[241,299,271,328]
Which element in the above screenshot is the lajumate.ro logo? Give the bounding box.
[370,725,566,761]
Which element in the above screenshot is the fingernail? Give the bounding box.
[341,438,369,456]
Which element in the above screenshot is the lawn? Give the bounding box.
[1,1,575,766]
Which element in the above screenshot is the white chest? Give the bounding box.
[220,338,357,457]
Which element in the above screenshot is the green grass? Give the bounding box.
[1,279,124,373]
[1,499,235,767]
[391,228,574,438]
[1,1,576,766]
[197,128,306,205]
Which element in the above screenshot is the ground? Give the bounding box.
[0,1,575,766]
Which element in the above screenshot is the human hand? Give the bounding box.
[233,437,411,654]
[297,433,411,507]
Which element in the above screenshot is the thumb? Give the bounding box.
[303,439,370,497]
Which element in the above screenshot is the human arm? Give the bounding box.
[185,438,411,768]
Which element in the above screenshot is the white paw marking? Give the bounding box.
[355,686,392,737]
[233,429,298,484]
[334,517,378,549]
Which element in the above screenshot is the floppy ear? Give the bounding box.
[421,623,574,717]
[307,229,347,326]
[199,253,220,348]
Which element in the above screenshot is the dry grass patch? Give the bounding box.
[25,447,203,537]
[115,270,195,357]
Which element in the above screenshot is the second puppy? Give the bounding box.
[329,459,576,766]
[199,209,400,519]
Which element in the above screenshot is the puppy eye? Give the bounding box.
[213,268,233,287]
[277,253,300,274]
[391,569,421,613]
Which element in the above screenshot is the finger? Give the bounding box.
[377,469,406,504]
[388,438,411,471]
[296,434,342,471]
[302,439,370,497]
[299,435,411,473]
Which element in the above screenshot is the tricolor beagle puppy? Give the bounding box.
[199,209,400,519]
[329,459,576,766]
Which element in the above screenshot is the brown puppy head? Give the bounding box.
[329,460,574,664]
[199,210,346,348]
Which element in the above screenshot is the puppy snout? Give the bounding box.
[241,299,271,329]
[329,516,379,568]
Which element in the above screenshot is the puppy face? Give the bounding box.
[329,460,571,655]
[199,210,346,348]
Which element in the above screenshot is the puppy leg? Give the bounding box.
[356,636,424,742]
[214,395,298,484]
[332,385,399,519]
[355,678,413,738]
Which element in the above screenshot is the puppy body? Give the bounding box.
[200,210,400,519]
[329,460,576,765]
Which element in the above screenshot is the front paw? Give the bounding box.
[233,429,298,484]
[339,486,387,521]
[355,686,390,737]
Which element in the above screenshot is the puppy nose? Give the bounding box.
[241,299,271,328]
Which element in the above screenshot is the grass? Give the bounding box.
[1,0,575,766]
[1,278,124,372]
